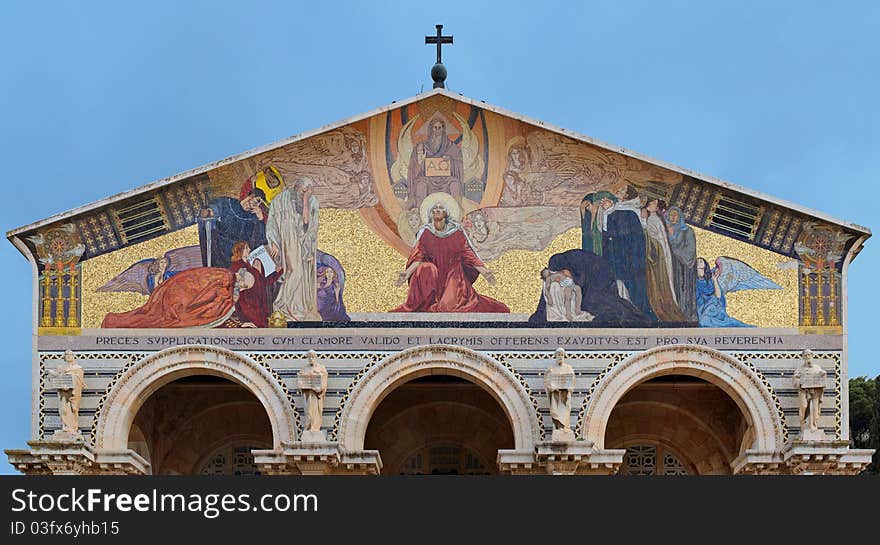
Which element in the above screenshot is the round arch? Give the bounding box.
[607,400,738,475]
[579,345,785,453]
[337,345,541,452]
[94,345,298,451]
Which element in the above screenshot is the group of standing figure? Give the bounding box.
[579,185,697,324]
[102,167,350,329]
[198,167,349,326]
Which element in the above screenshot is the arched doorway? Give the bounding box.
[128,375,272,475]
[364,375,514,475]
[94,345,299,455]
[337,345,541,474]
[607,375,749,475]
[580,345,785,460]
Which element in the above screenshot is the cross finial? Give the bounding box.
[425,24,453,89]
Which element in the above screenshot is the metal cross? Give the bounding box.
[425,24,453,64]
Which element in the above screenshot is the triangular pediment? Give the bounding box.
[12,88,866,331]
[9,88,868,262]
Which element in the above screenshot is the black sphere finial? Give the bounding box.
[431,63,448,89]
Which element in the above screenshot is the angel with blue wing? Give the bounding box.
[695,256,782,327]
[97,245,204,295]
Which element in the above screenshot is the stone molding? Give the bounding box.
[6,439,149,475]
[497,442,626,475]
[336,344,542,453]
[252,444,382,475]
[93,345,298,451]
[732,441,874,475]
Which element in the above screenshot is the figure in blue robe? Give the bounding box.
[695,276,750,327]
[694,256,779,328]
[603,203,654,320]
[198,190,268,269]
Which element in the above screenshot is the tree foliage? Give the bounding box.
[849,375,880,474]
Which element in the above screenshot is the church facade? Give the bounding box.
[5,88,875,475]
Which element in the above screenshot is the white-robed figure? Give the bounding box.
[544,348,576,441]
[53,349,85,438]
[267,177,322,321]
[297,350,329,439]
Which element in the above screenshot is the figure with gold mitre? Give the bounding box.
[239,164,285,216]
[392,192,509,313]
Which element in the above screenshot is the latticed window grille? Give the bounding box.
[707,194,763,240]
[399,443,490,475]
[110,196,169,245]
[200,445,261,476]
[620,445,689,476]
[621,445,657,475]
[662,453,688,475]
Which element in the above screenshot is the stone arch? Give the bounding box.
[94,345,298,451]
[337,345,541,452]
[606,401,736,475]
[580,345,785,453]
[367,400,514,474]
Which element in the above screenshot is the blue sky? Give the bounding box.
[1,1,878,471]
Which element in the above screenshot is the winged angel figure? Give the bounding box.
[695,256,782,327]
[390,112,484,208]
[97,245,203,295]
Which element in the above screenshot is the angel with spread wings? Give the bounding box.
[390,112,484,208]
[97,245,203,295]
[695,256,782,327]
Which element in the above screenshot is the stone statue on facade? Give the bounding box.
[545,348,575,442]
[48,350,85,440]
[793,349,827,441]
[297,350,328,442]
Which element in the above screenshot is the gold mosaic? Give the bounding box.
[693,226,798,328]
[78,213,797,326]
[81,226,201,328]
[317,209,408,313]
[62,95,804,329]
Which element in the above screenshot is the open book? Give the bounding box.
[247,245,277,277]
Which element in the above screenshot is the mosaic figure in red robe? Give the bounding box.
[393,193,509,313]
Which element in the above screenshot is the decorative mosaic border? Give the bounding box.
[37,348,843,450]
[574,352,634,437]
[86,352,148,446]
[484,352,547,441]
[38,351,144,442]
[247,351,378,438]
[833,355,842,439]
[325,352,392,441]
[729,352,791,443]
[731,351,842,441]
[37,354,52,440]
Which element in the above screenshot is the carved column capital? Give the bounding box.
[252,444,382,475]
